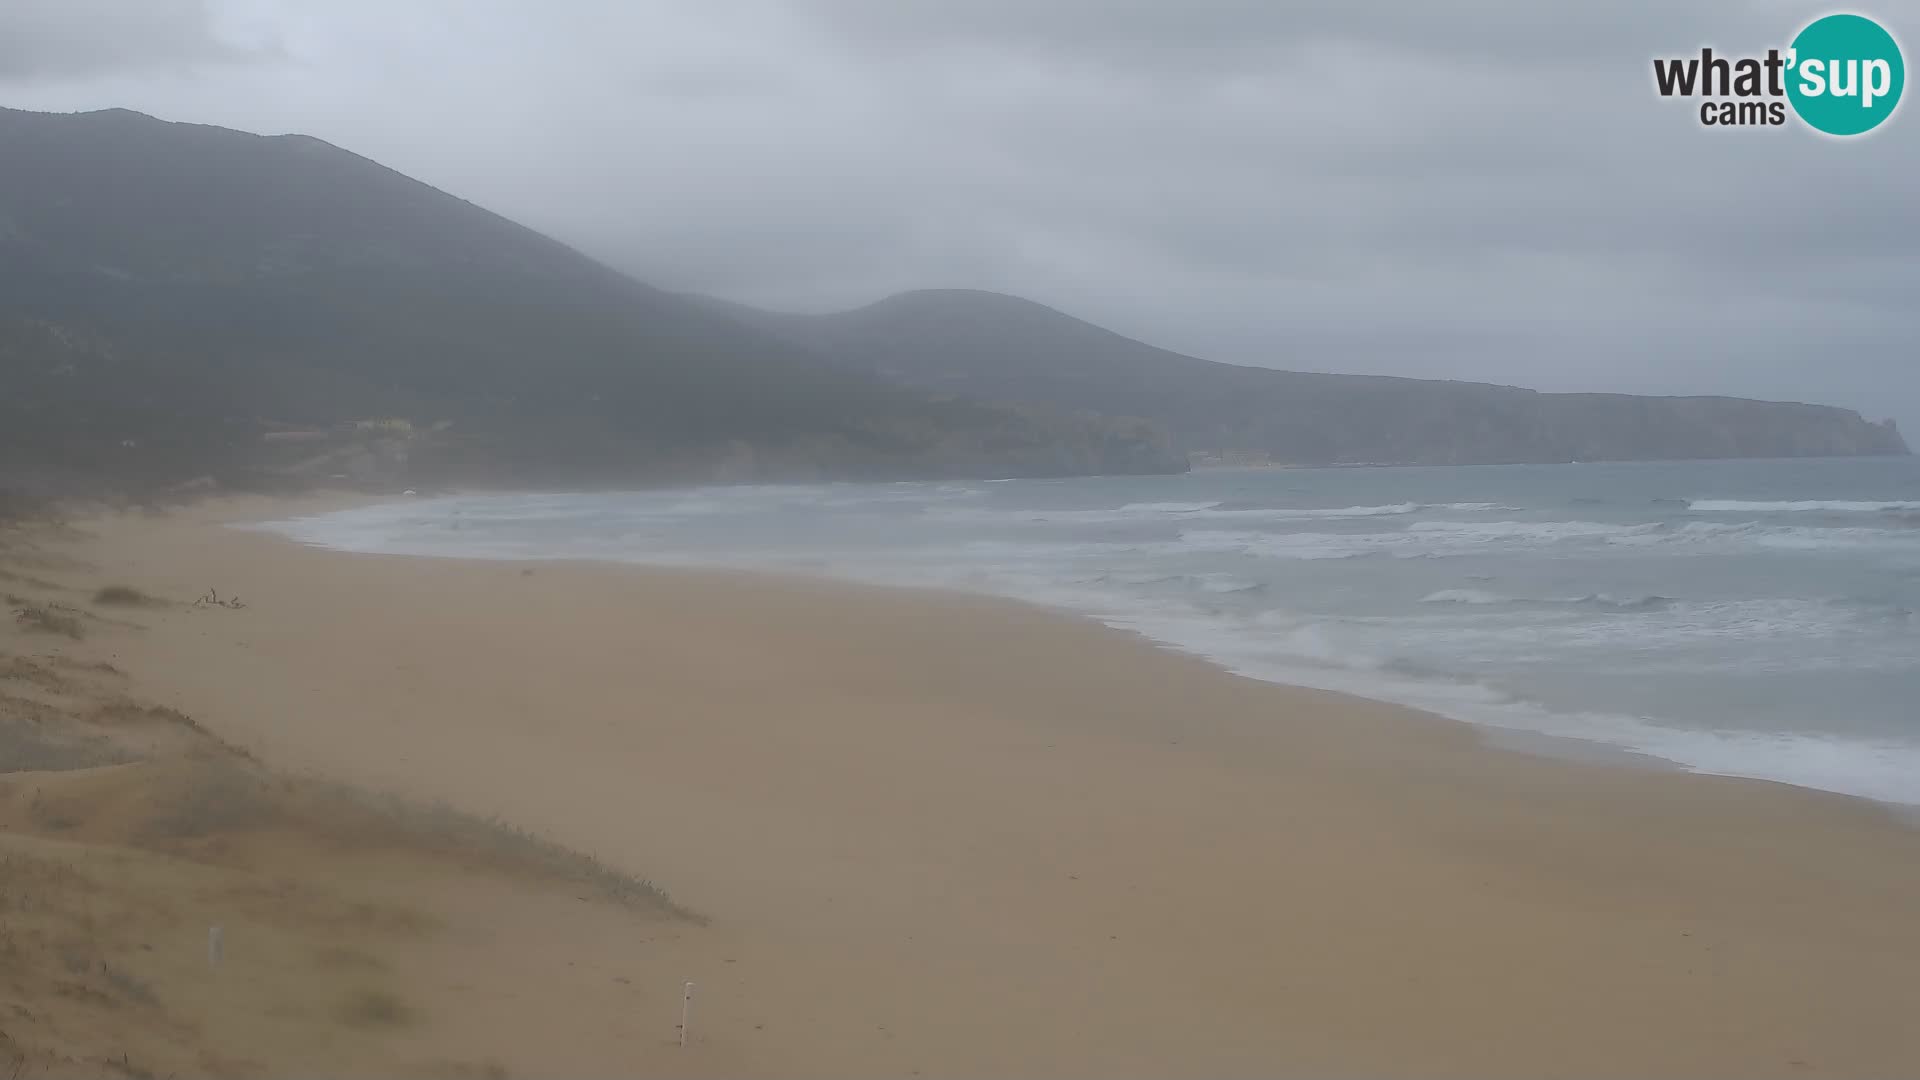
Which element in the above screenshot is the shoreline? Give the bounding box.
[251,490,1908,816]
[14,495,1920,1076]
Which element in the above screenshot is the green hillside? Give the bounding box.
[0,108,1183,501]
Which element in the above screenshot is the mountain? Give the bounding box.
[0,108,1183,501]
[727,290,1909,466]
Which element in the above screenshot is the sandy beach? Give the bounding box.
[6,494,1920,1077]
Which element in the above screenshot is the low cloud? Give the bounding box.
[0,0,256,82]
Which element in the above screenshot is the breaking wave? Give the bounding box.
[1688,499,1920,514]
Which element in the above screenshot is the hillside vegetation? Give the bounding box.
[0,108,1181,502]
[730,289,1908,466]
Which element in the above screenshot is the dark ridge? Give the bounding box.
[0,107,1185,502]
[721,288,1909,466]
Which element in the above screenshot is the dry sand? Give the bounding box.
[7,494,1920,1077]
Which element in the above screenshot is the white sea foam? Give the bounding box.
[1551,593,1675,611]
[256,473,1920,807]
[1408,519,1661,542]
[1420,588,1510,604]
[1688,499,1920,513]
[1120,500,1425,518]
[1607,520,1919,551]
[1187,501,1518,521]
[1416,588,1678,610]
[1400,598,1899,660]
[1176,529,1406,560]
[1287,502,1420,517]
[1193,574,1266,594]
[929,500,1521,526]
[1180,520,1679,561]
[1116,501,1223,513]
[1177,520,1663,561]
[1101,605,1920,805]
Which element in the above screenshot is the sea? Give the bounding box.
[259,456,1920,807]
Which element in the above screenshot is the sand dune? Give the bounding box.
[1,515,707,1078]
[7,495,1920,1077]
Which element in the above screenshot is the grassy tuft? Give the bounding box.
[0,720,130,774]
[136,761,281,842]
[335,988,415,1028]
[11,606,83,640]
[328,790,702,922]
[99,961,158,1006]
[90,586,166,608]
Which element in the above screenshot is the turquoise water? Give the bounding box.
[263,457,1920,805]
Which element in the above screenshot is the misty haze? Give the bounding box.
[2,3,1918,1078]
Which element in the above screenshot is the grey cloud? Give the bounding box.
[800,0,1741,70]
[0,0,248,82]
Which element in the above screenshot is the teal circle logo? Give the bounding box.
[1786,14,1905,135]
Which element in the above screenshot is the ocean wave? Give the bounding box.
[1093,572,1186,586]
[1293,502,1421,517]
[1419,588,1509,605]
[926,506,1134,524]
[1607,520,1919,551]
[1213,501,1519,519]
[1187,501,1519,518]
[931,500,1525,526]
[1687,499,1920,513]
[1553,593,1676,611]
[1408,519,1661,542]
[1116,501,1224,513]
[935,539,1142,560]
[1155,611,1920,803]
[1413,596,1900,653]
[1420,588,1673,610]
[1168,502,1423,523]
[1193,574,1266,594]
[1182,521,1670,560]
[1077,571,1266,595]
[1177,529,1416,560]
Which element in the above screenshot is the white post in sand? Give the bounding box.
[208,925,224,971]
[680,981,695,1048]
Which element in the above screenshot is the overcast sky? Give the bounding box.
[3,0,1916,430]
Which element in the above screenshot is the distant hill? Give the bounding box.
[726,289,1909,466]
[0,108,1183,501]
